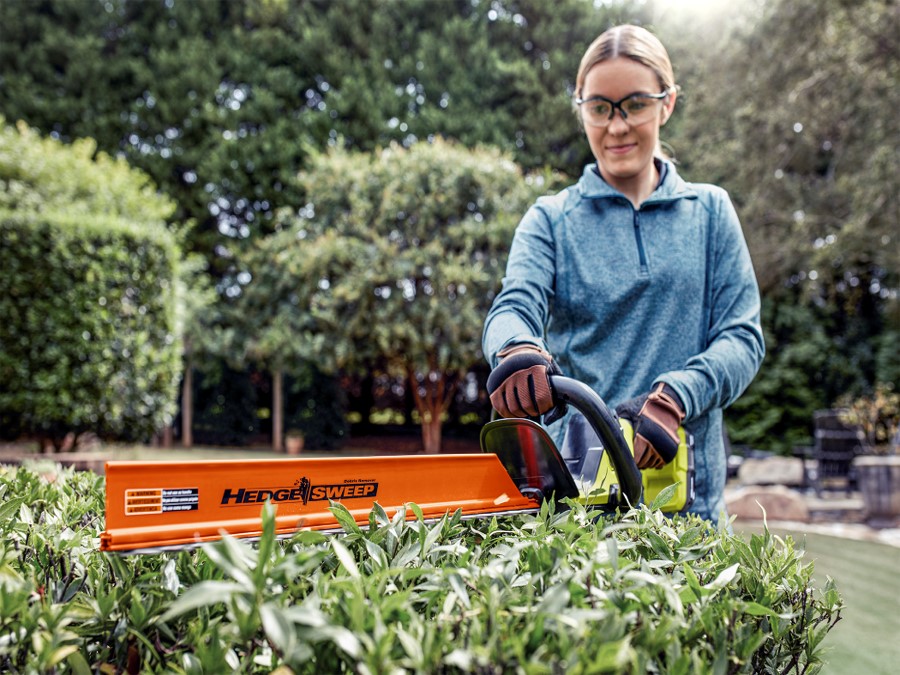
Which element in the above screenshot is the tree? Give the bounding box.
[0,0,313,277]
[0,0,640,275]
[665,0,898,296]
[234,140,543,453]
[172,254,219,448]
[222,229,323,451]
[655,0,899,450]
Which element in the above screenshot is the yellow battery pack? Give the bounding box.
[580,419,694,513]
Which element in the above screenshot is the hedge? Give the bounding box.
[0,118,175,226]
[0,464,842,673]
[0,211,181,444]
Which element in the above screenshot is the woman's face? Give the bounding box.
[579,57,675,201]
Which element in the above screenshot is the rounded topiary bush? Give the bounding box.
[0,119,181,446]
[0,464,842,673]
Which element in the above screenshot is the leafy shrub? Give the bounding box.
[0,211,181,445]
[726,298,836,454]
[0,118,182,446]
[0,118,175,225]
[837,383,900,452]
[0,464,841,673]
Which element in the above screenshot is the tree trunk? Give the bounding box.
[272,368,284,452]
[181,354,193,448]
[408,368,457,455]
[422,414,442,455]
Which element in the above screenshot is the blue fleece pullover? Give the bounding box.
[482,161,765,523]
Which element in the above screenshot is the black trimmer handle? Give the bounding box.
[548,376,644,509]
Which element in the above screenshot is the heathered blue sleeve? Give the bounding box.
[657,190,765,420]
[482,199,559,368]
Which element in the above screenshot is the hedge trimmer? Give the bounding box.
[101,374,693,553]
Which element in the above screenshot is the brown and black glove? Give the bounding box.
[615,383,685,470]
[486,345,559,418]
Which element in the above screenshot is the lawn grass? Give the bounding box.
[739,524,900,674]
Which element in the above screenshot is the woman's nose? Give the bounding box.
[607,110,629,133]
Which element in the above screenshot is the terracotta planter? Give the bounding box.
[285,434,305,456]
[854,455,900,519]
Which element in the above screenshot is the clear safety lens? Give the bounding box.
[578,92,667,127]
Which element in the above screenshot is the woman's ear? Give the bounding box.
[661,89,677,125]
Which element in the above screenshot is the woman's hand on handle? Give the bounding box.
[487,345,559,418]
[616,383,685,469]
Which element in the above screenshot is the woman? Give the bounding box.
[482,24,765,524]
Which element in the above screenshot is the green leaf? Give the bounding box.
[160,581,246,621]
[364,539,388,570]
[606,536,619,572]
[683,562,704,598]
[396,626,424,663]
[260,602,296,657]
[587,637,633,672]
[537,583,571,615]
[649,482,680,511]
[0,497,25,524]
[704,563,740,592]
[443,648,473,670]
[48,645,79,667]
[646,530,672,561]
[202,536,255,589]
[744,602,795,620]
[409,502,425,522]
[736,630,770,660]
[254,501,278,583]
[331,538,360,579]
[329,502,362,535]
[448,572,470,609]
[282,605,329,628]
[292,530,328,546]
[391,541,421,568]
[422,516,445,557]
[161,558,181,595]
[312,625,362,658]
[371,502,390,527]
[17,503,33,525]
[65,650,92,675]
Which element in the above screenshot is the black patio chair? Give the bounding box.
[811,409,868,497]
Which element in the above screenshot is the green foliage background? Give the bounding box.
[0,0,896,450]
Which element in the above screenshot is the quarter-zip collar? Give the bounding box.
[577,159,698,207]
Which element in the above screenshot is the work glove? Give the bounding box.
[615,383,685,470]
[486,344,559,418]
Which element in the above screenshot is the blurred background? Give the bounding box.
[0,0,896,456]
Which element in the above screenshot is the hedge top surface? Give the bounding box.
[0,463,842,674]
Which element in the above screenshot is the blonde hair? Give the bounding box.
[575,25,676,98]
[574,25,677,159]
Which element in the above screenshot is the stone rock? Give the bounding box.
[726,485,810,522]
[737,456,806,487]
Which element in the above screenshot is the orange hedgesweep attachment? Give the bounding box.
[100,454,540,553]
